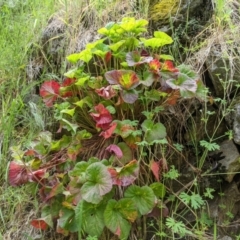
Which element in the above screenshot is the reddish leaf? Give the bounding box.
[28,169,46,182]
[105,51,112,63]
[147,205,169,218]
[115,226,121,236]
[105,70,139,90]
[124,135,141,149]
[126,51,153,66]
[61,78,76,97]
[149,59,161,73]
[150,160,160,182]
[90,104,112,130]
[45,183,64,201]
[165,90,180,105]
[150,159,168,182]
[62,78,76,87]
[31,219,48,230]
[40,80,60,107]
[8,161,29,186]
[106,144,123,158]
[162,60,179,72]
[95,85,117,99]
[100,122,117,139]
[108,160,139,186]
[24,149,37,156]
[140,49,150,57]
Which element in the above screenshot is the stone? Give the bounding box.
[218,140,240,182]
[205,49,240,97]
[233,102,240,145]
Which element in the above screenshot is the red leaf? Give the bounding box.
[30,219,48,230]
[90,104,112,130]
[62,78,76,87]
[95,85,117,99]
[165,90,180,105]
[100,122,117,139]
[28,169,46,182]
[147,205,169,218]
[105,70,139,90]
[45,183,64,201]
[150,160,160,182]
[108,160,139,186]
[106,144,123,158]
[105,51,112,63]
[162,60,179,72]
[24,149,37,156]
[8,161,29,186]
[149,59,161,73]
[40,80,60,107]
[61,78,76,97]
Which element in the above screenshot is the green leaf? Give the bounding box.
[75,76,90,86]
[67,49,93,63]
[140,33,173,48]
[70,161,89,178]
[10,146,25,161]
[104,199,135,239]
[81,162,112,204]
[58,208,78,232]
[64,67,83,78]
[150,182,166,199]
[50,135,71,151]
[81,201,105,237]
[109,40,125,52]
[178,64,198,80]
[61,108,75,117]
[74,96,93,108]
[154,31,173,43]
[200,140,220,151]
[140,72,155,87]
[61,119,79,134]
[179,192,205,210]
[124,185,155,215]
[92,43,109,58]
[144,89,162,102]
[141,120,167,143]
[160,54,174,61]
[116,142,132,164]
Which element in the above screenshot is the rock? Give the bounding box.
[149,0,213,37]
[233,102,240,145]
[205,48,240,97]
[209,181,240,237]
[218,237,232,240]
[218,140,240,182]
[184,105,227,144]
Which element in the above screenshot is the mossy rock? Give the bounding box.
[149,0,180,22]
[149,0,212,31]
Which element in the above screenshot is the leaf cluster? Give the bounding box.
[8,17,208,239]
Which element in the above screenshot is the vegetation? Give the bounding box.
[1,0,240,240]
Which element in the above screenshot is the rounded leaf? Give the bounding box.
[104,199,136,239]
[124,185,155,215]
[81,162,112,204]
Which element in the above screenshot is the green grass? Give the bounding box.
[0,0,58,236]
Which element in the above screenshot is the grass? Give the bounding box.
[0,0,58,237]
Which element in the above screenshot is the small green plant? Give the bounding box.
[8,17,206,239]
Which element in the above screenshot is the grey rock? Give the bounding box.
[233,102,240,145]
[205,49,240,97]
[218,140,240,182]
